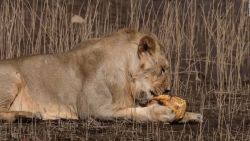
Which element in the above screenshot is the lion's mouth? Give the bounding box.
[136,98,149,107]
[137,89,169,107]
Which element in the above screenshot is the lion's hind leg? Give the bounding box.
[0,67,32,122]
[0,66,23,109]
[0,111,42,122]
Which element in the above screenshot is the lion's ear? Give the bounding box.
[138,36,156,58]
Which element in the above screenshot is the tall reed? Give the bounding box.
[0,0,249,140]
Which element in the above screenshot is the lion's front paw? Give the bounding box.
[178,112,203,123]
[193,113,203,123]
[148,104,176,122]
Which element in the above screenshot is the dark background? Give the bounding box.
[0,0,249,140]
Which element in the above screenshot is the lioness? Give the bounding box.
[0,29,202,122]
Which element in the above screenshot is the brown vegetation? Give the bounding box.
[0,0,249,140]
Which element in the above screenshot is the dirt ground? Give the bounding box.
[0,0,249,140]
[0,106,249,140]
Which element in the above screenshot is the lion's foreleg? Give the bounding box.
[114,104,176,122]
[178,112,203,123]
[114,107,150,121]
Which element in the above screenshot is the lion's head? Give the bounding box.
[127,31,171,106]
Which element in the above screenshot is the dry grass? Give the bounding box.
[0,0,249,140]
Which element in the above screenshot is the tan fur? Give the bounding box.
[0,29,202,122]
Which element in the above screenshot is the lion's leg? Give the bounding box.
[178,112,203,123]
[0,111,42,122]
[0,77,39,122]
[0,69,32,122]
[0,72,21,111]
[114,104,176,122]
